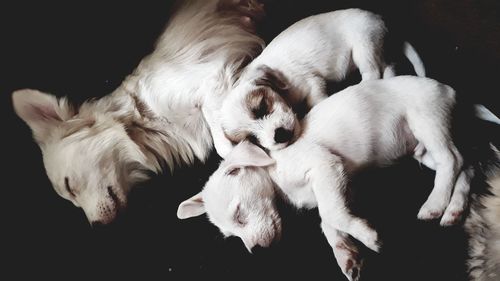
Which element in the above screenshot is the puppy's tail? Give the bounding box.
[403,41,426,77]
[465,104,500,176]
[474,104,500,125]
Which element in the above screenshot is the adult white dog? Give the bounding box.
[178,76,478,281]
[215,9,426,156]
[11,0,265,225]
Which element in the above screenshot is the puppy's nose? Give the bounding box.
[274,127,293,144]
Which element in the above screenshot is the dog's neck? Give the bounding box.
[89,76,212,173]
[75,2,264,173]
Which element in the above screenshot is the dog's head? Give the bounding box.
[177,141,282,252]
[220,65,300,151]
[12,89,151,225]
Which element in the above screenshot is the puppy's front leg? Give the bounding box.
[203,106,234,158]
[311,156,380,253]
[305,76,328,108]
[322,224,364,281]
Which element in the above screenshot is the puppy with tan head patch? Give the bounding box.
[178,76,484,281]
[214,8,426,156]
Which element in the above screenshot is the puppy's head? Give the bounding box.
[12,89,150,225]
[221,65,300,151]
[177,141,282,252]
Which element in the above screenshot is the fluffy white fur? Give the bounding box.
[467,154,500,281]
[12,0,265,225]
[178,76,472,281]
[215,8,426,155]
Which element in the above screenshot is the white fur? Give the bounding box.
[12,0,265,224]
[216,9,426,155]
[179,76,471,281]
[467,149,500,281]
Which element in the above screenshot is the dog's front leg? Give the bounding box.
[310,157,381,253]
[322,224,364,281]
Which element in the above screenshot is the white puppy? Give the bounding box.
[178,76,472,280]
[11,0,265,225]
[215,8,426,156]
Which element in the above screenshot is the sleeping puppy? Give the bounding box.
[214,8,425,156]
[178,76,472,280]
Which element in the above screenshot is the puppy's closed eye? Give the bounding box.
[226,167,241,176]
[252,97,268,119]
[234,205,247,226]
[246,88,273,119]
[65,177,76,197]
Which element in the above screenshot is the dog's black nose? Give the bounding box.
[274,127,293,144]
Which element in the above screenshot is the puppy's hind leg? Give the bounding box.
[440,167,474,226]
[352,44,383,81]
[415,137,463,221]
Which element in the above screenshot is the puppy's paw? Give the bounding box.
[344,259,362,281]
[360,229,381,253]
[218,0,265,23]
[417,199,447,221]
[440,202,465,226]
[236,0,265,21]
[334,240,364,281]
[350,219,381,253]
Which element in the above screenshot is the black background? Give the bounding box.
[2,0,500,280]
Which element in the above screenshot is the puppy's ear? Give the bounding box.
[254,65,289,92]
[177,192,206,219]
[12,89,74,144]
[223,141,275,173]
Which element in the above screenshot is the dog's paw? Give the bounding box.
[417,199,447,221]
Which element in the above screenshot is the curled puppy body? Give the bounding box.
[178,76,474,281]
[216,8,426,155]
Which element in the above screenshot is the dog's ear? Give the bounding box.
[177,192,206,219]
[254,65,289,93]
[12,89,74,144]
[223,141,275,174]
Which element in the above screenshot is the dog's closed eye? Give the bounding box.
[65,177,76,197]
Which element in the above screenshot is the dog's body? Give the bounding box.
[11,0,265,224]
[215,9,426,155]
[467,167,500,281]
[179,76,473,281]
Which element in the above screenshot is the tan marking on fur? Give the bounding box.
[61,119,97,139]
[224,126,252,145]
[245,87,275,118]
[129,93,157,120]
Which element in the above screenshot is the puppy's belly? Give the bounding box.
[278,179,317,209]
